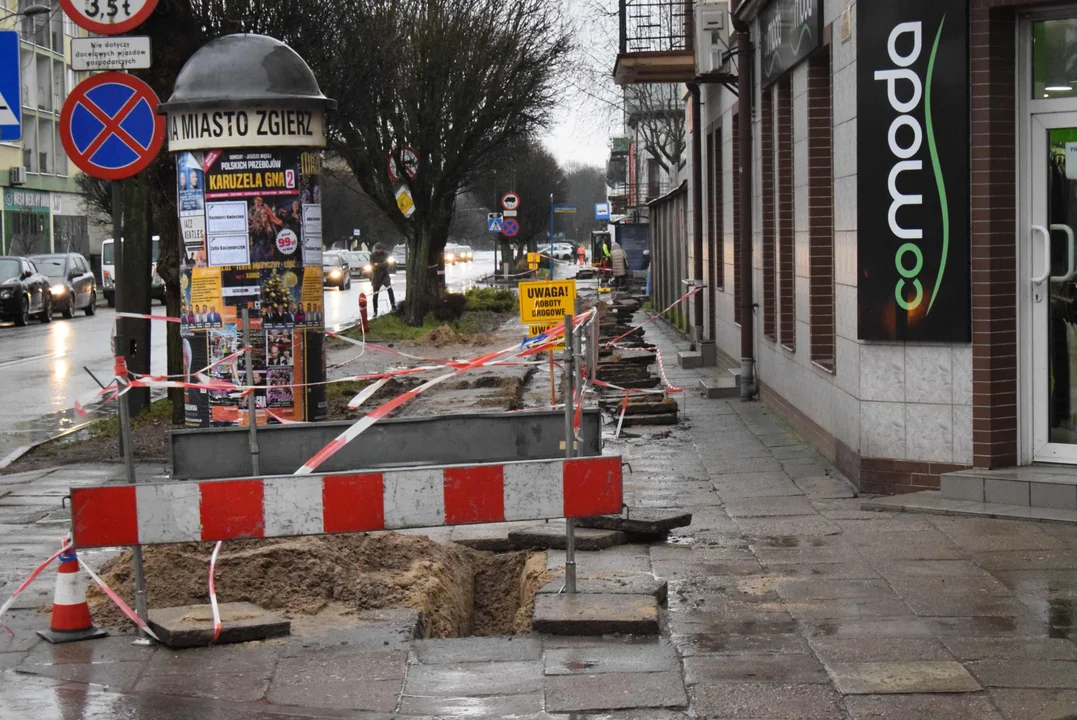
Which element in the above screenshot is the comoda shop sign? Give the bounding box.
[857,0,969,342]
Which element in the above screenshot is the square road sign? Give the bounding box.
[0,31,21,142]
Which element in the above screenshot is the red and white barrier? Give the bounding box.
[70,456,622,548]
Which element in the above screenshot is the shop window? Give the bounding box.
[808,49,835,370]
[1033,18,1077,99]
[777,76,795,351]
[732,111,741,326]
[761,84,776,341]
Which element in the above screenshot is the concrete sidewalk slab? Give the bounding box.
[147,602,289,648]
[827,661,982,695]
[532,593,659,635]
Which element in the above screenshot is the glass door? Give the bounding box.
[1031,114,1077,461]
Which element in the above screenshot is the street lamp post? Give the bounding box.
[0,4,50,22]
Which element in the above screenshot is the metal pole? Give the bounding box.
[111,180,150,645]
[590,310,598,389]
[563,314,576,594]
[547,192,555,277]
[242,308,260,475]
[549,349,556,406]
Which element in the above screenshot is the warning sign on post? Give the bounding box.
[518,279,576,324]
[527,322,565,351]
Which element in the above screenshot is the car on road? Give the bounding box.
[323,252,351,289]
[29,253,97,319]
[102,236,165,307]
[344,251,372,280]
[457,245,473,262]
[0,256,52,326]
[542,242,576,261]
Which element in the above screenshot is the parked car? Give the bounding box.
[0,256,52,326]
[29,253,97,319]
[542,242,576,261]
[101,236,164,307]
[344,251,372,280]
[322,252,351,289]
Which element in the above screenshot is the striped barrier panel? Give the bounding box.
[70,456,623,548]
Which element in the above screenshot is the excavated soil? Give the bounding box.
[87,533,550,638]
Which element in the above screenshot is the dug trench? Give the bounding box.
[86,533,551,639]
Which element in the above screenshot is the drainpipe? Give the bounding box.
[688,82,705,348]
[732,15,756,399]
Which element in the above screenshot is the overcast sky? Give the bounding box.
[540,0,620,170]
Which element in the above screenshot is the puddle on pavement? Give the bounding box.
[1048,596,1076,639]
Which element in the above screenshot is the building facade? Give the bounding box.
[619,0,1077,494]
[0,0,101,259]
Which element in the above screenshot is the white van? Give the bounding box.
[101,236,164,307]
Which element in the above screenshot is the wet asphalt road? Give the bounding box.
[0,252,496,463]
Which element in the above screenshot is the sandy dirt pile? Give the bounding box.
[87,532,546,638]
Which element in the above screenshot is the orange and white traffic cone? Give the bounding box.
[37,548,107,644]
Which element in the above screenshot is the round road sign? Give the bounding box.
[59,72,165,181]
[501,218,519,238]
[388,146,419,182]
[60,0,159,35]
[501,192,520,211]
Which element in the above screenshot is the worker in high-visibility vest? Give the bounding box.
[576,244,587,265]
[601,240,612,271]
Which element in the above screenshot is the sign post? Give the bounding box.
[59,68,165,642]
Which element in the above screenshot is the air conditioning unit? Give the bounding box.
[695,1,730,75]
[9,166,27,185]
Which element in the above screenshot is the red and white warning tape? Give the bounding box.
[605,286,701,348]
[208,541,222,643]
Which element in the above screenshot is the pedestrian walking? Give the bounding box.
[370,242,397,317]
[610,241,629,289]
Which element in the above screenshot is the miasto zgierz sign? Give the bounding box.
[167,107,326,152]
[857,0,970,342]
[760,0,822,86]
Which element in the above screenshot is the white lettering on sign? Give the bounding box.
[167,107,326,151]
[71,37,151,71]
[875,21,924,312]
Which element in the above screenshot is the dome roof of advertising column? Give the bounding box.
[159,33,336,112]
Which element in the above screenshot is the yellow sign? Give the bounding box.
[526,251,541,270]
[394,186,415,218]
[518,279,576,324]
[528,322,565,351]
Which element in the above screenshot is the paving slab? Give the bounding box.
[532,593,659,635]
[284,608,421,655]
[843,693,1006,719]
[827,661,982,695]
[397,692,544,717]
[683,653,829,685]
[689,681,843,719]
[267,650,406,712]
[403,660,542,697]
[544,642,678,675]
[942,636,1077,661]
[544,669,687,712]
[14,659,146,692]
[142,643,280,677]
[671,630,812,657]
[988,688,1077,720]
[966,659,1077,688]
[808,637,955,664]
[134,671,270,702]
[411,636,541,664]
[510,525,626,551]
[147,602,289,649]
[576,510,692,536]
[537,575,668,604]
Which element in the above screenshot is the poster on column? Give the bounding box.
[177,151,207,269]
[856,0,970,342]
[179,147,326,427]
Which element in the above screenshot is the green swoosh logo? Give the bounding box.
[791,23,812,55]
[926,16,947,314]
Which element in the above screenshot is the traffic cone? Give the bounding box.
[37,548,108,644]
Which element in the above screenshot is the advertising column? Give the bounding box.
[160,34,334,426]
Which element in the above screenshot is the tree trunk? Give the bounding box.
[119,175,152,415]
